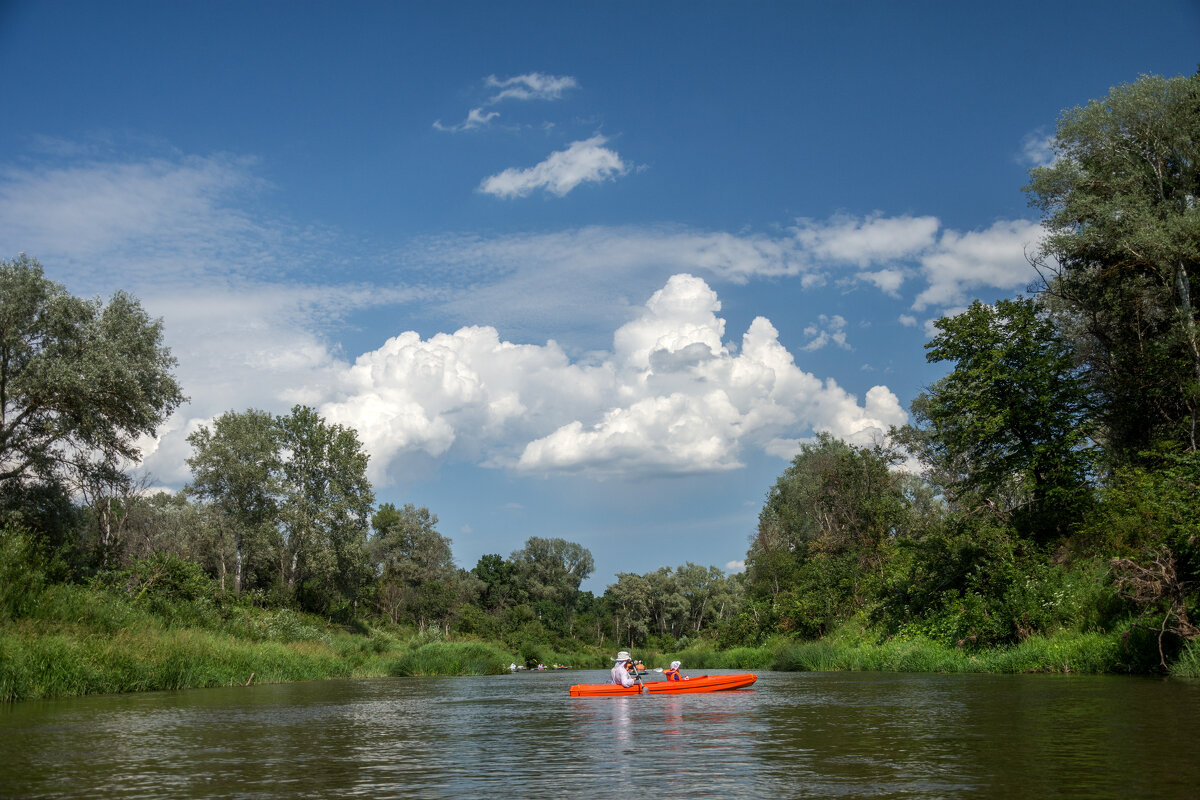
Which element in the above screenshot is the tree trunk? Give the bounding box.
[234,536,243,594]
[1176,261,1200,450]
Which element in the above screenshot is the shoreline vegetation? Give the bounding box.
[4,568,1197,702]
[5,74,1200,702]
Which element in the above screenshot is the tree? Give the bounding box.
[471,553,520,611]
[896,298,1092,539]
[744,434,910,637]
[510,536,594,635]
[605,572,652,647]
[1025,72,1200,459]
[0,255,185,526]
[370,502,457,629]
[186,409,280,593]
[276,405,375,615]
[674,562,737,634]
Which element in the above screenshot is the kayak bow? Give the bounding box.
[568,673,757,697]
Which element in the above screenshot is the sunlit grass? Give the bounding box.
[1168,639,1200,678]
[0,580,519,701]
[771,624,1128,675]
[386,641,512,677]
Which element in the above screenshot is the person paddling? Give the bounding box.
[609,651,637,688]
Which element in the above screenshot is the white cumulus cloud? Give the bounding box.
[478,135,629,198]
[321,273,907,480]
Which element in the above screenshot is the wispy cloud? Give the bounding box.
[792,214,939,267]
[0,154,266,285]
[485,72,578,103]
[434,72,578,132]
[478,134,629,198]
[433,107,500,133]
[800,314,850,352]
[1019,129,1056,167]
[408,213,1042,340]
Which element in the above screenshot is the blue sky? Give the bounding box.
[2,1,1197,591]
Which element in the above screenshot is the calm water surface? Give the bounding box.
[2,670,1199,798]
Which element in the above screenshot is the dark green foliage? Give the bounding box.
[741,434,912,641]
[0,526,46,620]
[896,298,1092,540]
[472,553,520,610]
[94,552,225,628]
[369,502,462,631]
[1026,72,1200,460]
[186,406,375,617]
[385,641,511,677]
[1088,450,1200,578]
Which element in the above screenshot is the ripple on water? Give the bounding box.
[3,671,1200,798]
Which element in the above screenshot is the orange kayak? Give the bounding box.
[568,673,757,697]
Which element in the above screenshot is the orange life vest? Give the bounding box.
[663,668,681,681]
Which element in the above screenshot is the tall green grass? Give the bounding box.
[772,625,1128,675]
[1168,639,1200,678]
[386,641,512,677]
[0,574,519,701]
[634,638,782,671]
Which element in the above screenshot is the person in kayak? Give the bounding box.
[663,660,683,681]
[609,651,637,687]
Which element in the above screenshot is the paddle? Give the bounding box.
[629,659,649,695]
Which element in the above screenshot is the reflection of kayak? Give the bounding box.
[568,673,757,697]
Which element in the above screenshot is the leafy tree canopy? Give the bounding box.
[0,254,185,512]
[1025,72,1200,458]
[896,297,1092,539]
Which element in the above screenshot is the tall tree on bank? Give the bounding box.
[370,502,457,629]
[743,434,910,638]
[276,406,375,614]
[1025,72,1200,460]
[896,298,1092,540]
[511,536,594,636]
[186,406,375,613]
[186,409,280,594]
[0,255,185,546]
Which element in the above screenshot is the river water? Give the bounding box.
[2,670,1199,799]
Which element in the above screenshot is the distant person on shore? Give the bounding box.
[610,651,637,687]
[663,660,683,681]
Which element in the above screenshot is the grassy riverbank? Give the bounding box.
[6,604,1198,702]
[5,545,1196,702]
[0,579,515,702]
[639,621,1200,679]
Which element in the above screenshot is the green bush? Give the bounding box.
[0,526,46,619]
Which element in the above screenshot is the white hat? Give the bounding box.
[614,651,631,662]
[670,660,681,670]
